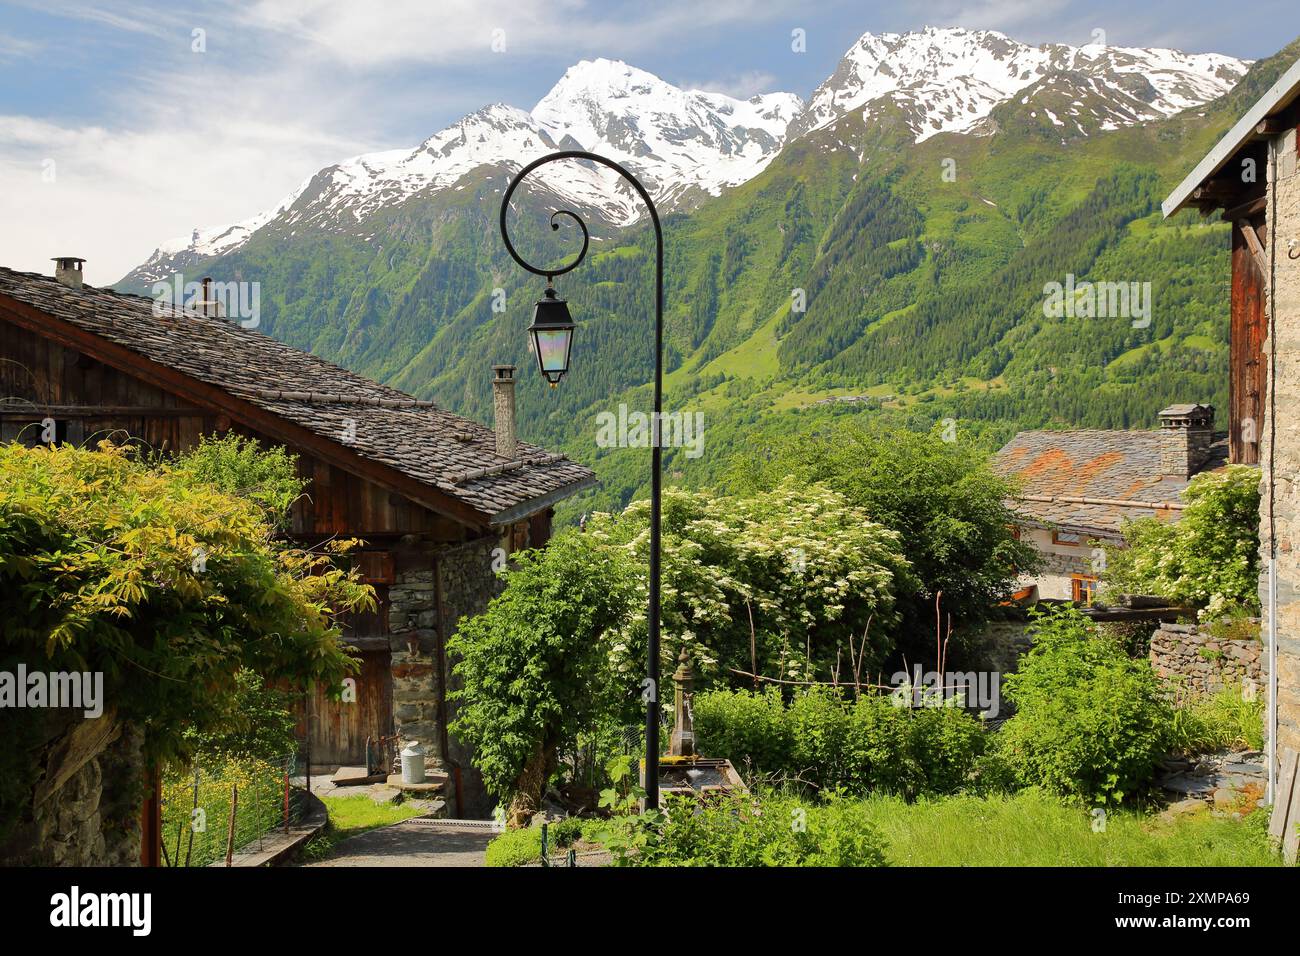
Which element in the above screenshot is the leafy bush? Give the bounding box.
[1166,683,1265,755]
[1102,465,1261,616]
[484,827,543,868]
[626,791,888,867]
[691,687,794,777]
[482,816,591,867]
[448,530,636,825]
[182,669,299,761]
[164,433,306,527]
[694,686,986,798]
[727,421,1040,662]
[0,440,369,833]
[452,480,912,823]
[593,481,912,684]
[998,605,1172,805]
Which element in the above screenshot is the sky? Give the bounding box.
[1,0,1298,285]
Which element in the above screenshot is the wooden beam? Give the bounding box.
[0,300,493,530]
[0,404,205,418]
[1239,221,1269,275]
[1222,195,1267,223]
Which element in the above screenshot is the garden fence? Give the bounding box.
[160,750,308,867]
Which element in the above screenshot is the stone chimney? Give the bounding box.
[1159,404,1215,478]
[492,364,517,460]
[52,257,85,290]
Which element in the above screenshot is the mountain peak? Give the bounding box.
[790,25,1250,142]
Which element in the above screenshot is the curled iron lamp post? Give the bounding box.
[498,150,665,810]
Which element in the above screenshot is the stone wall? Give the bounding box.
[1258,123,1300,766]
[386,533,505,817]
[969,618,1035,675]
[1149,622,1262,696]
[0,710,145,866]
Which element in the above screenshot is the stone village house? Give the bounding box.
[1164,52,1300,808]
[0,261,596,857]
[995,404,1227,603]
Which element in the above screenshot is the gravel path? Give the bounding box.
[305,820,494,867]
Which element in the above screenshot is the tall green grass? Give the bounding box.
[1166,683,1265,755]
[858,790,1280,867]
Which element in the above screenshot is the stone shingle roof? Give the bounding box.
[0,267,595,524]
[994,428,1228,537]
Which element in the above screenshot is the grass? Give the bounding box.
[1166,683,1266,755]
[857,790,1280,867]
[298,794,427,863]
[483,791,1282,867]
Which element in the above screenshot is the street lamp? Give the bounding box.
[528,286,575,387]
[499,150,666,810]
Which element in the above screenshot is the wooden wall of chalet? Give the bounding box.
[1230,217,1267,465]
[1,314,214,451]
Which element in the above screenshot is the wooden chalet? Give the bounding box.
[0,261,596,816]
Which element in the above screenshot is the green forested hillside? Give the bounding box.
[117,38,1300,524]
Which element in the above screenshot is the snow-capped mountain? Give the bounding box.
[125,61,803,284]
[123,28,1251,286]
[531,58,803,210]
[789,26,1249,142]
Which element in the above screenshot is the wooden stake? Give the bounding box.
[224,783,238,867]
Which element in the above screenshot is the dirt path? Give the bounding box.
[305,821,494,867]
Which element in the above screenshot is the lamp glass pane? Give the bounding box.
[534,328,571,374]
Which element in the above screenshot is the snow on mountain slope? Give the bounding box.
[125,29,1249,285]
[532,58,803,211]
[125,62,803,283]
[790,26,1249,142]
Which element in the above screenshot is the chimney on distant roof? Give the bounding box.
[1159,404,1215,478]
[492,364,518,460]
[52,257,85,290]
[191,276,223,317]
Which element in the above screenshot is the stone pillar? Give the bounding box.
[669,649,696,758]
[492,365,517,460]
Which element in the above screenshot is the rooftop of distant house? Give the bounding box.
[994,404,1230,539]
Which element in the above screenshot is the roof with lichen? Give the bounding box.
[994,428,1229,538]
[0,267,595,525]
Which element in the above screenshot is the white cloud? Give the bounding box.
[681,70,781,99]
[237,0,789,66]
[0,0,792,283]
[0,114,365,284]
[0,32,41,60]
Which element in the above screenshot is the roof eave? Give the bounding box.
[489,473,600,527]
[1163,56,1300,218]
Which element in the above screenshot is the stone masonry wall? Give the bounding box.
[0,711,145,866]
[1149,622,1262,696]
[1258,124,1300,765]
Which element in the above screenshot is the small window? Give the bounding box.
[1053,530,1083,545]
[1072,575,1098,605]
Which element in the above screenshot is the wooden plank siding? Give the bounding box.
[1229,215,1268,465]
[296,649,394,767]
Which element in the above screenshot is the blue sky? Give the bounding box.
[2,0,1299,283]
